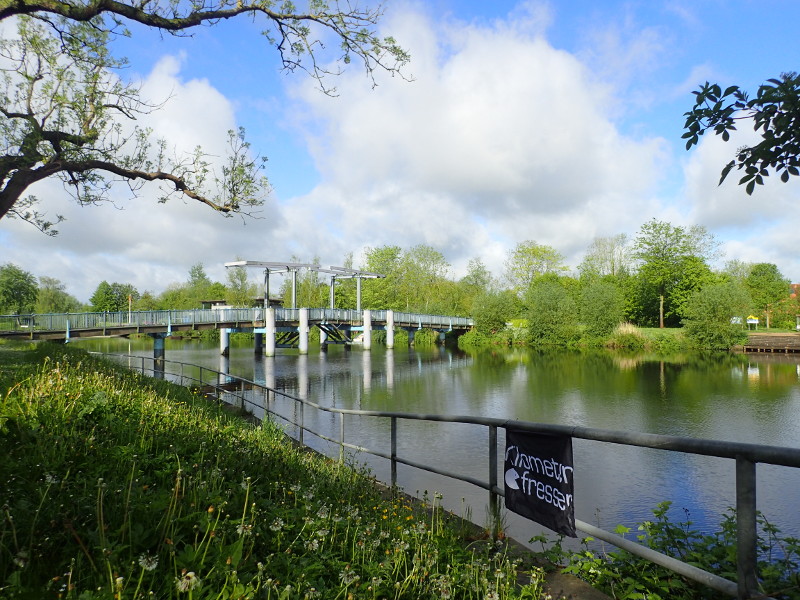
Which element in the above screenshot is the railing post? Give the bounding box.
[736,456,758,599]
[298,399,304,446]
[391,416,398,488]
[339,413,345,462]
[489,425,498,525]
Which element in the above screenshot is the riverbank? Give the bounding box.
[0,341,561,599]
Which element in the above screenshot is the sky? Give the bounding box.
[2,0,800,303]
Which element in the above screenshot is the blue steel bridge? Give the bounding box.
[0,307,474,358]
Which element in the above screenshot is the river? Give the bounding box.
[72,336,800,549]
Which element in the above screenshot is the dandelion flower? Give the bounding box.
[175,571,201,593]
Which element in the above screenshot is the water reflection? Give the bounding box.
[74,337,800,546]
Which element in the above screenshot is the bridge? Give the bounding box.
[0,307,474,358]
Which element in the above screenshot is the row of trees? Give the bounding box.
[1,218,794,349]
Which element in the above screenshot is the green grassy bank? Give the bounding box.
[0,341,547,599]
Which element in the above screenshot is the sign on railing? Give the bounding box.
[504,431,576,537]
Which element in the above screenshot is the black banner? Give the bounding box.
[504,430,576,537]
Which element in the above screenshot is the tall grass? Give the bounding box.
[0,342,546,599]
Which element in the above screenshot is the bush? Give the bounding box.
[682,282,750,350]
[526,280,579,347]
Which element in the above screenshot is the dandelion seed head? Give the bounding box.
[138,554,159,571]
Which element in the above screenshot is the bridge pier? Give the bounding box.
[363,309,372,351]
[386,310,394,349]
[220,328,230,356]
[299,308,309,355]
[320,327,328,350]
[265,308,276,357]
[254,332,264,355]
[408,328,416,347]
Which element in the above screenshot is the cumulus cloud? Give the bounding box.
[283,6,669,276]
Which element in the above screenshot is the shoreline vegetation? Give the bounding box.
[0,341,550,599]
[2,341,798,599]
[456,321,760,354]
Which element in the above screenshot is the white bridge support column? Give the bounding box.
[320,328,328,349]
[363,309,372,351]
[386,310,395,349]
[220,328,230,356]
[299,308,309,354]
[265,308,276,357]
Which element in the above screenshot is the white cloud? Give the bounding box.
[283,6,668,276]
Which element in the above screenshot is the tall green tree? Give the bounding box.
[0,3,407,233]
[505,240,566,294]
[90,281,138,312]
[225,265,257,307]
[746,263,789,327]
[35,276,82,313]
[361,245,404,310]
[683,73,800,194]
[579,234,631,280]
[0,263,38,314]
[632,219,718,328]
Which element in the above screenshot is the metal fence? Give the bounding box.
[95,352,799,600]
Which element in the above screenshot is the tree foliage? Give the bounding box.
[35,276,82,313]
[579,234,631,280]
[505,240,566,294]
[682,281,750,350]
[746,263,789,326]
[225,264,256,307]
[525,277,579,346]
[0,1,408,233]
[0,262,38,313]
[89,280,138,311]
[683,73,800,194]
[632,219,718,328]
[581,279,625,337]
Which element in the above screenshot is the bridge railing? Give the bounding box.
[0,308,473,333]
[95,352,797,600]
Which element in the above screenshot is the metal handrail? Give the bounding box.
[93,352,795,600]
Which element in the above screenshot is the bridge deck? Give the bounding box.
[0,307,473,341]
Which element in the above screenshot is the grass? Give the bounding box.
[0,341,547,599]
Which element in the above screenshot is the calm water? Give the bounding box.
[74,337,800,547]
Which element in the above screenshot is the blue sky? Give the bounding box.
[2,0,800,301]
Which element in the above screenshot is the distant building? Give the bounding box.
[201,296,283,310]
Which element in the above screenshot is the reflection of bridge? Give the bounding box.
[0,307,473,359]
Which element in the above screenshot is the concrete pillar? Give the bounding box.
[218,354,230,385]
[362,350,371,391]
[386,349,395,389]
[386,310,395,349]
[220,328,230,356]
[254,332,264,355]
[439,331,446,345]
[363,309,372,351]
[299,308,309,354]
[265,308,276,357]
[320,327,328,349]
